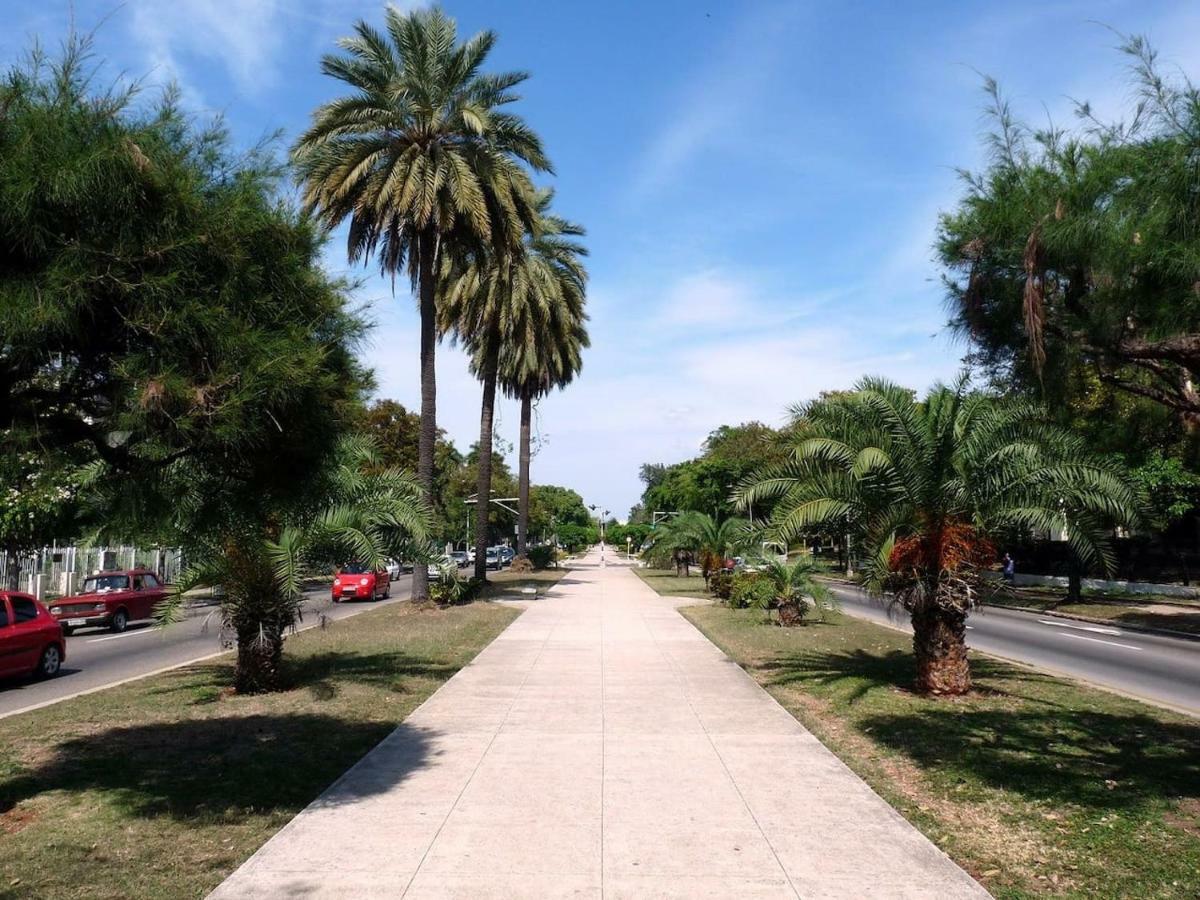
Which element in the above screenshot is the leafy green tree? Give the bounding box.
[0,39,375,691]
[938,35,1200,424]
[743,376,1140,695]
[358,399,463,540]
[293,5,549,599]
[528,485,591,536]
[0,450,81,588]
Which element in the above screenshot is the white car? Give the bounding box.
[385,559,402,582]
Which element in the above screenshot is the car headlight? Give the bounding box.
[50,607,60,615]
[93,603,106,611]
[359,577,369,586]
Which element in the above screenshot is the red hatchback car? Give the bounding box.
[331,563,391,603]
[0,591,65,680]
[48,569,169,636]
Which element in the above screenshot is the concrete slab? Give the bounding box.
[209,549,989,900]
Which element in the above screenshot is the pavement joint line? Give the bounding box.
[649,596,803,900]
[398,578,560,898]
[0,588,406,722]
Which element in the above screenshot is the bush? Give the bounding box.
[708,571,734,601]
[527,545,555,569]
[729,573,776,611]
[428,563,483,606]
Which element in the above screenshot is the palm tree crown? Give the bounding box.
[742,375,1140,693]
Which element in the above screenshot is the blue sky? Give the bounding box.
[5,0,1199,518]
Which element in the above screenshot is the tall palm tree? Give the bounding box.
[742,375,1141,695]
[499,201,589,560]
[292,6,550,600]
[441,191,586,579]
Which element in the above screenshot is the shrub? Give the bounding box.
[428,563,483,606]
[708,571,734,601]
[527,545,555,569]
[729,573,775,611]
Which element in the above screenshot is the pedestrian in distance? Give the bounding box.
[1002,553,1015,585]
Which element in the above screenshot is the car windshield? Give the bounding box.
[84,574,129,592]
[340,563,369,575]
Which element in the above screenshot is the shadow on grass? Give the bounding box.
[0,715,434,822]
[761,647,1200,814]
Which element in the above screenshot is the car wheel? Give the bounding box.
[111,609,129,633]
[383,580,391,600]
[332,595,341,604]
[37,645,62,679]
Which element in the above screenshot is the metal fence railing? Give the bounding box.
[1,545,184,601]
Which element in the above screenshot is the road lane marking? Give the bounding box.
[1059,632,1142,651]
[85,629,159,644]
[1037,619,1123,636]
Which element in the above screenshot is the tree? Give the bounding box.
[938,35,1200,425]
[652,512,751,586]
[440,190,583,578]
[497,193,588,559]
[0,38,374,691]
[528,484,591,537]
[293,5,550,599]
[743,376,1140,695]
[0,450,81,588]
[358,399,463,541]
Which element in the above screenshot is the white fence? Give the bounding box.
[0,545,184,601]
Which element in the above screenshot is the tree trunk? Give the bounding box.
[234,621,284,694]
[517,390,532,558]
[412,230,438,602]
[1066,559,1083,604]
[777,598,805,627]
[911,605,971,695]
[473,336,500,581]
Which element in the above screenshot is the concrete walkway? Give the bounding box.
[211,549,988,899]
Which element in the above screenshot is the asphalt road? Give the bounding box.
[0,575,413,719]
[828,582,1200,715]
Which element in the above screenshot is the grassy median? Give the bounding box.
[0,600,520,899]
[677,599,1200,899]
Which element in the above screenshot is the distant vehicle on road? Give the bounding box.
[384,559,406,581]
[498,547,514,567]
[449,550,469,568]
[0,592,65,680]
[49,569,168,636]
[484,548,501,570]
[332,563,390,602]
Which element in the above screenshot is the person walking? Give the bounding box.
[1002,553,1015,585]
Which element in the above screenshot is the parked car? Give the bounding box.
[385,559,402,582]
[484,548,501,570]
[0,592,65,680]
[498,547,515,567]
[48,569,168,635]
[331,563,391,602]
[449,550,469,568]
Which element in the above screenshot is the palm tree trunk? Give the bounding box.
[517,390,532,558]
[412,230,437,602]
[910,604,971,695]
[235,621,284,694]
[473,335,500,581]
[1066,559,1083,603]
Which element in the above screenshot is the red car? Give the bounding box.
[0,591,65,680]
[48,569,169,636]
[331,563,391,602]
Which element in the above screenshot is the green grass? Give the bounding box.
[0,600,520,899]
[632,566,710,599]
[680,603,1200,899]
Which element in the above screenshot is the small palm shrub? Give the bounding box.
[527,545,556,569]
[729,574,775,611]
[708,571,734,601]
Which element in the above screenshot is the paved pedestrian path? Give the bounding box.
[211,549,988,899]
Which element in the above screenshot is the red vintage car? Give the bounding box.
[331,563,391,602]
[48,569,169,635]
[0,591,65,680]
